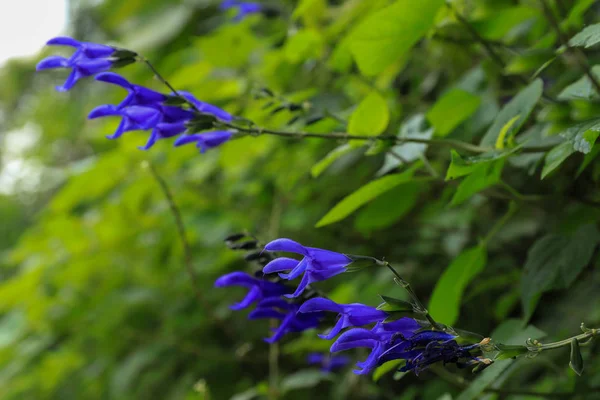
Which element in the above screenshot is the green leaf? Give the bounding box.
[569,339,584,376]
[354,182,422,232]
[541,141,576,179]
[450,160,505,206]
[347,0,444,76]
[505,49,556,75]
[577,143,600,176]
[280,370,332,393]
[373,360,403,382]
[311,144,356,177]
[316,164,420,227]
[480,79,543,146]
[559,117,600,153]
[558,66,600,100]
[521,224,600,322]
[284,30,324,63]
[378,114,433,176]
[347,91,389,146]
[429,245,487,326]
[569,23,600,48]
[471,6,540,41]
[377,295,414,312]
[426,89,480,137]
[495,115,521,150]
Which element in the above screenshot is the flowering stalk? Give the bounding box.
[137,59,555,155]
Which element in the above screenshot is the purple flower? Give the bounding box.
[299,297,387,339]
[220,0,262,21]
[138,106,196,150]
[95,72,167,109]
[174,131,233,153]
[37,36,118,91]
[328,318,478,375]
[88,105,162,139]
[214,272,291,310]
[263,239,353,298]
[307,353,351,372]
[180,92,233,122]
[249,299,323,343]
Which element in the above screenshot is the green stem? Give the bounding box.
[482,201,518,245]
[224,122,492,153]
[539,0,600,93]
[145,161,235,339]
[383,261,441,330]
[532,329,599,351]
[447,2,558,104]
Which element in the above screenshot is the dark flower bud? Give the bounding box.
[287,116,300,125]
[187,114,219,131]
[244,251,263,261]
[261,101,275,110]
[231,240,258,250]
[287,103,303,112]
[305,115,324,126]
[261,5,280,18]
[260,87,274,97]
[270,105,286,115]
[224,233,246,243]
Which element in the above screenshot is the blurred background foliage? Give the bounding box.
[1,0,600,399]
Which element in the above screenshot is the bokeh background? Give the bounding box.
[2,0,600,399]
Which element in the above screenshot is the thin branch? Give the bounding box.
[146,161,234,338]
[539,0,600,93]
[447,2,558,104]
[146,161,203,299]
[383,260,442,330]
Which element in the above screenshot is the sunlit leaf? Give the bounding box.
[347,0,444,75]
[429,245,487,325]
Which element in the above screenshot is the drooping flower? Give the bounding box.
[214,271,291,310]
[307,353,351,372]
[180,92,233,122]
[95,72,167,109]
[329,318,480,375]
[299,297,388,339]
[138,105,196,150]
[174,131,233,153]
[249,298,323,343]
[263,239,353,297]
[88,105,162,139]
[36,37,128,91]
[220,0,262,22]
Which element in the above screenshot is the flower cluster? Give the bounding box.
[260,238,484,375]
[217,237,485,375]
[36,37,234,152]
[215,271,324,343]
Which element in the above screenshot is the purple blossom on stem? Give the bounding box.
[95,72,167,109]
[299,297,388,339]
[88,105,162,139]
[36,36,118,91]
[174,131,233,153]
[249,298,323,343]
[329,318,480,375]
[263,239,353,297]
[180,92,233,122]
[214,271,291,310]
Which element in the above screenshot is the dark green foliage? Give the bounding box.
[1,0,600,399]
